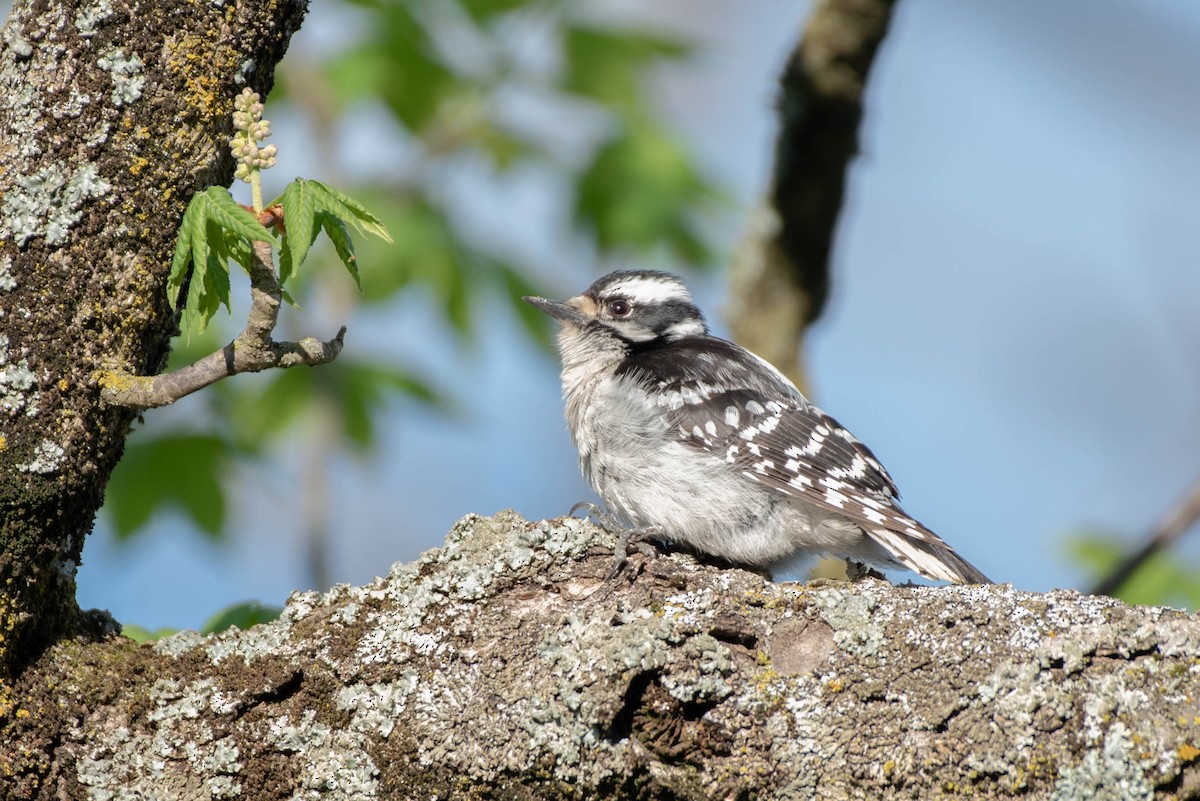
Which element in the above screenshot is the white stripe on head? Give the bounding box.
[602,275,692,305]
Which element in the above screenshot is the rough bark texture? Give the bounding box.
[728,0,896,392]
[4,511,1198,799]
[0,0,307,676]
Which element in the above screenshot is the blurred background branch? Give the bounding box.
[728,0,897,393]
[1089,476,1200,598]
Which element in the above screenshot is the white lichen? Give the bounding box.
[266,711,379,800]
[2,20,33,58]
[812,587,883,658]
[0,254,15,291]
[235,58,256,84]
[74,0,113,36]
[0,351,39,416]
[17,440,64,474]
[1051,721,1153,801]
[97,47,145,106]
[0,163,111,246]
[51,87,95,121]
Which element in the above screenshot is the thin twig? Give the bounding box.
[1090,476,1200,597]
[100,238,346,409]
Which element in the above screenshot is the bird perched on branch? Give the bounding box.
[525,270,990,585]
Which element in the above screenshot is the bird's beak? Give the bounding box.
[523,295,591,326]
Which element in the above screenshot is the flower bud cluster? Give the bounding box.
[229,88,278,181]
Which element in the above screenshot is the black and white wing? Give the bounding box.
[619,337,991,584]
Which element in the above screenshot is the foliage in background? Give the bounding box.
[102,0,723,590]
[1066,532,1200,610]
[122,601,283,644]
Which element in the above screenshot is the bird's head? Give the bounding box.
[524,270,708,353]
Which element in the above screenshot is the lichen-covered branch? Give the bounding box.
[99,239,346,410]
[4,512,1198,799]
[729,0,898,391]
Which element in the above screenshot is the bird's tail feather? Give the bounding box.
[867,527,992,585]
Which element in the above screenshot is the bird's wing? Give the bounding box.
[619,337,990,583]
[620,336,940,541]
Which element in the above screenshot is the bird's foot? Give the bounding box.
[569,502,661,578]
[845,559,887,583]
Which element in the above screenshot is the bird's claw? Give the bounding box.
[569,501,622,532]
[845,559,887,583]
[607,526,662,579]
[568,502,660,579]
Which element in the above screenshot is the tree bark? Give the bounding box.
[0,0,308,675]
[4,512,1198,799]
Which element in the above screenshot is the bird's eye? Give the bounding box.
[608,299,631,317]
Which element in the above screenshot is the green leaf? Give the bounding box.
[233,358,444,454]
[234,367,316,445]
[336,361,444,450]
[224,229,256,277]
[201,601,282,635]
[574,122,721,265]
[564,24,692,109]
[197,186,272,243]
[167,186,271,333]
[280,179,318,285]
[319,213,361,289]
[320,45,394,109]
[459,0,528,22]
[168,199,206,311]
[308,179,392,243]
[121,624,180,644]
[103,434,229,540]
[279,179,390,286]
[321,5,455,131]
[354,194,450,304]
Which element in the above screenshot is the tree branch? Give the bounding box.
[728,0,898,391]
[6,512,1199,798]
[1090,475,1200,597]
[99,239,346,409]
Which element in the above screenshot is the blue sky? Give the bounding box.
[76,0,1200,628]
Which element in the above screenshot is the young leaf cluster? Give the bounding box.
[276,177,393,289]
[166,179,390,336]
[167,187,269,333]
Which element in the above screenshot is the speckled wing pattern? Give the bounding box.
[618,336,988,583]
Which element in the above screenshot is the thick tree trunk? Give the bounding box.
[0,0,307,675]
[4,512,1198,799]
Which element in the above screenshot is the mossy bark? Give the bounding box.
[4,513,1198,800]
[0,0,308,678]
